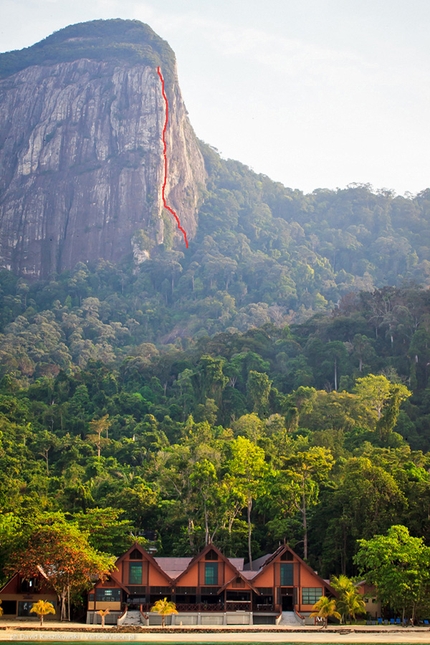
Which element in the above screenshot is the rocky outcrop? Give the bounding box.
[0,21,206,278]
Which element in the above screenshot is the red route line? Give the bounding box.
[156,66,189,248]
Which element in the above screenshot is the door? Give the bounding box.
[281,591,293,611]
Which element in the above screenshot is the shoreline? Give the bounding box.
[1,623,430,643]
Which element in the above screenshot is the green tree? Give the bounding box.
[318,457,406,576]
[376,384,411,442]
[283,446,334,559]
[354,375,393,422]
[246,370,272,417]
[87,414,111,458]
[189,459,221,545]
[355,525,430,622]
[227,436,268,566]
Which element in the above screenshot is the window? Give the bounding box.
[96,588,121,602]
[129,562,143,585]
[280,563,293,586]
[18,602,33,617]
[302,587,323,604]
[204,562,218,585]
[129,549,143,560]
[19,577,39,592]
[1,600,16,615]
[205,549,218,560]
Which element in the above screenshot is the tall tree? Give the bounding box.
[282,446,334,560]
[87,414,111,458]
[227,436,268,567]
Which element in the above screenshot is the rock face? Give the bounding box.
[0,21,206,278]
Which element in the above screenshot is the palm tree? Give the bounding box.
[331,575,366,623]
[342,589,366,623]
[310,596,341,629]
[150,597,178,627]
[97,608,110,627]
[29,600,56,626]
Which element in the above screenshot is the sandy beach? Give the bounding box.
[1,622,430,643]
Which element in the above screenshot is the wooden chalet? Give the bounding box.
[87,542,336,625]
[243,544,336,618]
[0,573,60,620]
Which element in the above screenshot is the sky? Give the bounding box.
[1,0,430,196]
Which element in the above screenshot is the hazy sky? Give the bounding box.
[1,0,430,195]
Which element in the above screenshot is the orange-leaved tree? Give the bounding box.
[9,521,115,621]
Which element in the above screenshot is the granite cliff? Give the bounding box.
[0,20,206,278]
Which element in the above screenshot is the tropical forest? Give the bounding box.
[2,139,430,617]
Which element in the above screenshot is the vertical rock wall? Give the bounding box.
[0,58,206,278]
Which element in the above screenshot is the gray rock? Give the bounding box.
[0,55,205,278]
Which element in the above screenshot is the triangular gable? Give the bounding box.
[94,573,129,595]
[174,543,240,587]
[0,572,56,595]
[0,573,19,594]
[217,570,260,596]
[109,542,173,588]
[251,543,337,596]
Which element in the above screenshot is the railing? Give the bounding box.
[200,603,224,612]
[294,610,305,625]
[254,604,274,612]
[176,603,224,612]
[138,603,151,612]
[225,602,252,612]
[116,608,128,626]
[176,603,200,612]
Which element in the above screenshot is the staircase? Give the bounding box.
[279,611,302,626]
[119,610,143,626]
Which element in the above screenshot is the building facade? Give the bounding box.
[0,574,60,620]
[87,542,336,625]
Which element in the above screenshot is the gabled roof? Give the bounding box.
[0,573,19,594]
[243,552,274,572]
[173,543,242,587]
[154,557,193,580]
[247,544,337,596]
[110,541,173,587]
[0,572,56,596]
[217,570,260,596]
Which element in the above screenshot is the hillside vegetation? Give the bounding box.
[2,92,430,588]
[2,260,430,581]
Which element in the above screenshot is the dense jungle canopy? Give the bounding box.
[2,143,430,605]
